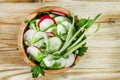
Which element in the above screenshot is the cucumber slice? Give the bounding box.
[61,21,72,30]
[31,32,49,52]
[29,19,40,30]
[49,37,62,53]
[57,24,67,35]
[27,46,42,62]
[54,16,71,23]
[33,39,45,48]
[43,54,66,69]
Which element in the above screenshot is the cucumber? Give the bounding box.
[33,39,45,48]
[61,21,72,30]
[54,16,71,23]
[57,24,67,35]
[29,19,40,30]
[49,37,62,53]
[27,46,42,62]
[43,54,66,69]
[31,32,49,52]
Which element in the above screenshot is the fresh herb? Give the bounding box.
[75,47,88,56]
[29,54,35,60]
[24,19,31,23]
[50,62,61,69]
[31,66,45,78]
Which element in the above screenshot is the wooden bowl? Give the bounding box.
[18,6,81,74]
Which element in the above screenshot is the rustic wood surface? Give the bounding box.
[0,1,120,80]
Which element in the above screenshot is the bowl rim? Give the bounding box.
[18,6,81,74]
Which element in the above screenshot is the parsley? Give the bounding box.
[31,66,45,78]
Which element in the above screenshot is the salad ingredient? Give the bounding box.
[65,53,75,67]
[51,10,66,16]
[27,46,42,62]
[38,15,56,31]
[49,37,62,53]
[54,16,71,23]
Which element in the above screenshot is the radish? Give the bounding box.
[24,29,36,42]
[38,15,56,31]
[65,53,75,67]
[27,46,42,62]
[51,10,66,16]
[46,32,55,37]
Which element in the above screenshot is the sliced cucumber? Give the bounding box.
[54,16,71,23]
[49,37,62,53]
[43,54,66,69]
[33,39,45,48]
[31,32,49,52]
[57,24,67,35]
[27,46,42,62]
[29,19,40,30]
[61,21,72,30]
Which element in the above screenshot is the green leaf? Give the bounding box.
[76,47,88,56]
[52,54,62,60]
[24,41,29,46]
[24,19,31,23]
[40,61,47,69]
[50,62,61,69]
[31,66,45,78]
[28,54,35,60]
[76,18,87,27]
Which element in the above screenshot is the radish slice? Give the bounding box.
[46,32,55,37]
[51,10,66,16]
[27,46,42,62]
[24,29,36,42]
[65,53,75,67]
[38,15,56,31]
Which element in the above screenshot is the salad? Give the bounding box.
[24,10,101,78]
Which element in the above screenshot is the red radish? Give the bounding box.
[27,46,42,61]
[46,32,55,37]
[24,29,36,42]
[51,10,66,16]
[65,53,75,67]
[38,15,56,31]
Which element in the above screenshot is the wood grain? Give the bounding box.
[0,1,120,80]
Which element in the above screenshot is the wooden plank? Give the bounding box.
[0,2,120,80]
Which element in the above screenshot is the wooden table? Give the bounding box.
[0,1,120,80]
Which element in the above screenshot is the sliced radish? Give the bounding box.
[38,15,56,31]
[27,46,42,62]
[65,53,75,67]
[24,29,36,42]
[51,10,66,16]
[46,32,55,37]
[49,37,62,53]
